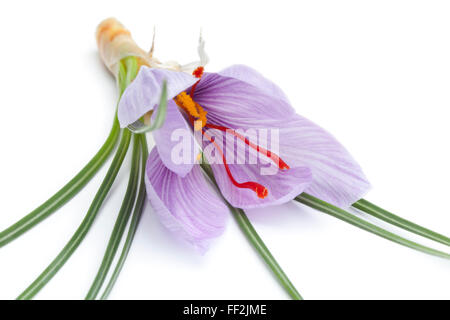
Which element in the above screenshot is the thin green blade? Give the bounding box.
[295,193,450,259]
[353,198,450,246]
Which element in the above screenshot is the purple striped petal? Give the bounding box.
[145,147,228,252]
[218,64,290,103]
[202,128,313,209]
[118,66,197,127]
[278,116,371,208]
[192,73,296,129]
[193,72,370,208]
[152,100,197,177]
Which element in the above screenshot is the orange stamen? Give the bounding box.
[174,92,199,117]
[174,92,207,130]
[202,130,268,199]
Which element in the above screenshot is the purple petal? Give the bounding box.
[152,100,197,177]
[278,116,371,208]
[193,73,295,129]
[118,66,197,127]
[218,64,290,103]
[145,148,228,252]
[193,71,370,208]
[202,128,313,209]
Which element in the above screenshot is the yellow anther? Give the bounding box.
[197,107,207,128]
[174,91,208,129]
[174,92,199,117]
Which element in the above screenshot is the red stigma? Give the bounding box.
[176,68,290,201]
[253,184,269,199]
[190,67,204,97]
[192,66,204,78]
[204,123,290,170]
[202,130,269,199]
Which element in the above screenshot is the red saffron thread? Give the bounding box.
[204,123,289,170]
[202,129,268,199]
[190,66,204,97]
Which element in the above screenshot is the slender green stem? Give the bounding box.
[85,134,141,300]
[231,208,303,300]
[0,57,138,249]
[353,198,450,247]
[201,163,303,300]
[0,118,120,248]
[17,130,131,300]
[100,134,148,300]
[124,57,139,90]
[295,193,450,259]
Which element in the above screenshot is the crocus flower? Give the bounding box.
[118,64,370,251]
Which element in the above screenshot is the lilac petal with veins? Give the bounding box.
[145,147,228,252]
[118,66,197,127]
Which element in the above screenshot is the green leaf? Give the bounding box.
[15,56,140,299]
[0,118,120,248]
[295,193,450,259]
[353,198,450,246]
[17,130,132,300]
[124,57,139,87]
[85,134,141,300]
[201,163,303,300]
[118,60,127,94]
[100,134,149,300]
[118,56,139,95]
[0,56,140,249]
[127,81,168,134]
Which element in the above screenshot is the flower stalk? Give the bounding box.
[15,56,141,300]
[87,56,167,299]
[352,199,450,246]
[201,162,303,300]
[85,134,141,300]
[0,48,140,250]
[295,193,450,259]
[17,129,131,300]
[0,118,120,248]
[231,207,303,300]
[100,134,149,300]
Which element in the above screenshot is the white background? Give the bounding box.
[0,0,449,300]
